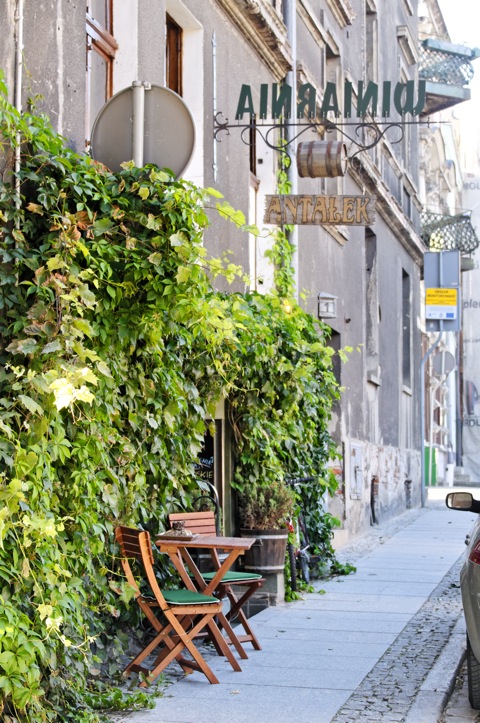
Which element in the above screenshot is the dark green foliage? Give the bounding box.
[0,73,341,721]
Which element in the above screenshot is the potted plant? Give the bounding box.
[238,480,295,573]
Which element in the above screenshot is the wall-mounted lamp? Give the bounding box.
[317,292,338,320]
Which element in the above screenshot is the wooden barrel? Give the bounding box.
[240,528,288,573]
[296,140,347,178]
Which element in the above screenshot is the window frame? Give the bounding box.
[86,0,118,145]
[166,13,183,96]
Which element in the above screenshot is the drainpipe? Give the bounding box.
[212,31,217,182]
[284,0,298,299]
[14,0,24,217]
[132,81,145,168]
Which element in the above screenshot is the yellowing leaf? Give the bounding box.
[37,604,53,621]
[176,266,191,284]
[47,255,65,271]
[21,558,30,579]
[147,252,163,266]
[205,187,223,198]
[96,360,113,378]
[72,318,95,338]
[26,202,44,215]
[49,379,76,410]
[75,385,95,404]
[75,239,90,258]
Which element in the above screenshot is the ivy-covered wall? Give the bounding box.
[0,78,339,721]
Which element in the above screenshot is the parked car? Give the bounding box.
[446,491,480,708]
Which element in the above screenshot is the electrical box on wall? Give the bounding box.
[350,444,363,500]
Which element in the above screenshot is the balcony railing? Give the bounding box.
[419,38,479,115]
[420,210,480,254]
[419,44,474,86]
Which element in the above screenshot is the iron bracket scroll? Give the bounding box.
[213,113,427,161]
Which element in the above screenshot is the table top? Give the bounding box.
[155,533,255,550]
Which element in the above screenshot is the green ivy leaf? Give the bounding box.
[18,395,44,416]
[41,340,62,355]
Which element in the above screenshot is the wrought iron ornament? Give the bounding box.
[213,113,429,162]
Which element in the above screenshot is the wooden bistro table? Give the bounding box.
[156,533,256,662]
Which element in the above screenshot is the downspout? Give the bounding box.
[212,31,217,182]
[284,0,298,299]
[14,0,24,219]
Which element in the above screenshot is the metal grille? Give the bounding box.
[419,45,474,86]
[420,210,480,254]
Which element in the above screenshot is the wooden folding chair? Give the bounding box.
[114,526,241,686]
[168,511,264,653]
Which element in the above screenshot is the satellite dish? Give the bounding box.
[91,83,195,177]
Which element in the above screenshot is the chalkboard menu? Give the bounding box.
[195,431,214,483]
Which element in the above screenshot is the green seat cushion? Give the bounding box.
[163,589,219,606]
[201,571,263,583]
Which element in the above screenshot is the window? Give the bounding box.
[86,0,118,143]
[365,3,378,83]
[166,14,183,95]
[365,229,379,368]
[165,2,204,184]
[402,269,411,387]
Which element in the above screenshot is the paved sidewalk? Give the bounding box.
[112,490,476,723]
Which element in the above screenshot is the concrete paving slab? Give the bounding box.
[231,650,379,673]
[121,685,352,723]
[309,578,439,596]
[256,626,398,645]
[245,636,390,658]
[166,661,370,691]
[342,572,447,584]
[258,609,410,633]
[285,594,426,613]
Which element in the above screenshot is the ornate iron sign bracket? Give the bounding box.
[213,113,427,161]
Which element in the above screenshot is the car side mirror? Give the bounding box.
[446,492,478,511]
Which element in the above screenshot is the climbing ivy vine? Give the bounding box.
[0,74,340,721]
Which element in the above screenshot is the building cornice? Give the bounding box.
[350,156,424,264]
[298,0,329,47]
[325,0,355,28]
[216,0,291,79]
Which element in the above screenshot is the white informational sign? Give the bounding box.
[425,288,458,320]
[424,251,460,332]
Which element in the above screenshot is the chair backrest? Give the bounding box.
[168,510,217,536]
[115,525,154,564]
[115,526,167,609]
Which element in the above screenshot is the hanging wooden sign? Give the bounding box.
[264,194,376,226]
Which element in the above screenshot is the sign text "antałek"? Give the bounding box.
[264,195,376,226]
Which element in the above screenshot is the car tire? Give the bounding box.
[467,635,480,709]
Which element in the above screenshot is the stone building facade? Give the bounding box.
[1,0,475,542]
